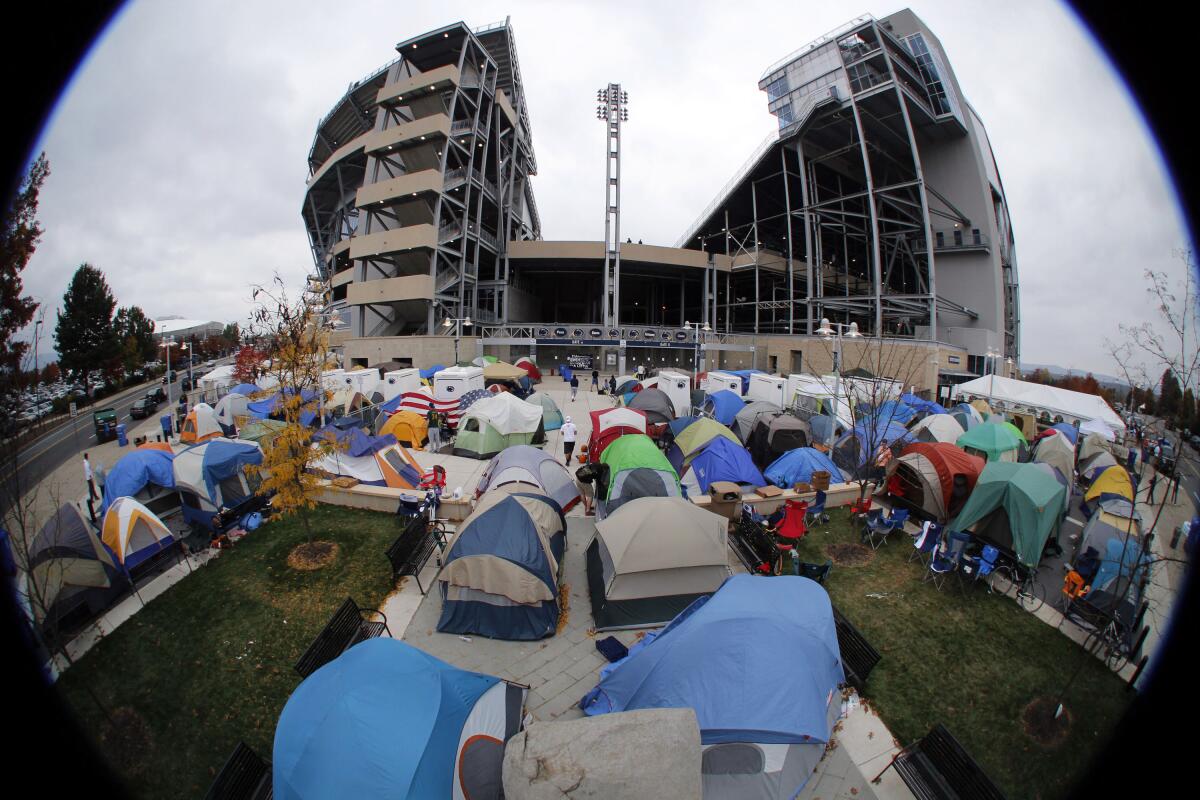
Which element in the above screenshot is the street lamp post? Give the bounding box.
[442,315,473,364]
[816,317,862,445]
[683,320,711,377]
[985,347,1003,408]
[159,336,178,407]
[33,318,43,427]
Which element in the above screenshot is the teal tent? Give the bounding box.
[950,462,1066,566]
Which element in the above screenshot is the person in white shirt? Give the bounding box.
[561,416,578,464]
[83,453,96,500]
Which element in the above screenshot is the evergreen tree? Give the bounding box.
[1159,367,1182,419]
[54,264,119,382]
[114,305,156,365]
[1180,387,1196,434]
[0,153,48,380]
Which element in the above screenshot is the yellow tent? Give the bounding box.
[1084,465,1134,504]
[380,410,429,449]
[101,497,175,567]
[969,398,993,416]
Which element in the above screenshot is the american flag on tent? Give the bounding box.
[395,391,463,428]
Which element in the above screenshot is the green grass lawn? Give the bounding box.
[791,508,1131,800]
[55,505,398,799]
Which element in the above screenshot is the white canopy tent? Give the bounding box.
[951,374,1125,435]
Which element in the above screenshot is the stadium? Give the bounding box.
[303,10,1019,392]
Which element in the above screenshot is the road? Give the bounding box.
[2,359,232,506]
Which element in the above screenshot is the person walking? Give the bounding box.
[83,453,97,501]
[1170,471,1182,504]
[1126,445,1138,471]
[570,374,579,401]
[427,409,442,453]
[561,415,578,464]
[591,369,599,392]
[1147,471,1158,504]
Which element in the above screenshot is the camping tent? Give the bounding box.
[379,410,429,449]
[101,497,175,569]
[198,364,237,393]
[1050,422,1079,444]
[732,400,782,443]
[587,497,729,630]
[526,392,564,431]
[454,393,545,459]
[1075,511,1149,621]
[214,392,251,432]
[25,504,119,628]
[272,638,525,800]
[956,422,1023,462]
[436,489,567,640]
[1078,432,1111,462]
[763,447,844,489]
[1084,465,1134,508]
[239,418,287,447]
[627,388,676,424]
[949,403,983,431]
[950,462,1067,566]
[101,449,176,515]
[952,374,1125,435]
[680,436,765,496]
[747,414,811,469]
[673,417,742,468]
[587,407,647,462]
[180,402,223,445]
[311,441,422,490]
[581,575,843,799]
[901,393,948,416]
[1079,417,1115,441]
[887,443,985,522]
[482,360,528,382]
[703,390,744,426]
[908,413,965,444]
[475,445,581,511]
[173,439,265,530]
[830,420,911,473]
[1033,430,1076,484]
[513,356,542,382]
[229,383,260,396]
[863,400,917,426]
[598,434,680,519]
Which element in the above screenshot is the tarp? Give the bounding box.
[732,400,781,443]
[476,445,581,511]
[200,439,263,507]
[482,360,528,381]
[101,449,176,514]
[239,418,287,446]
[273,638,521,800]
[559,366,575,384]
[951,462,1067,566]
[1050,422,1079,444]
[764,447,843,489]
[952,374,1125,434]
[526,392,564,431]
[908,413,965,445]
[514,356,542,382]
[901,393,947,415]
[588,497,729,630]
[682,436,765,494]
[314,426,396,458]
[436,490,566,640]
[581,575,842,798]
[418,363,446,380]
[229,383,260,396]
[703,390,744,426]
[956,421,1023,462]
[311,443,422,489]
[888,443,985,522]
[727,369,766,395]
[863,400,917,426]
[627,388,676,424]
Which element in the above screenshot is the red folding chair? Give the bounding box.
[774,499,809,551]
[419,464,447,492]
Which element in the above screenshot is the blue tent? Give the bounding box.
[248,388,319,419]
[831,420,911,472]
[418,364,445,381]
[862,400,917,425]
[314,426,397,458]
[229,383,260,396]
[686,436,765,493]
[581,575,843,797]
[900,393,948,415]
[728,369,766,394]
[437,492,567,640]
[703,390,744,426]
[201,440,263,506]
[764,447,844,488]
[667,415,700,437]
[1051,422,1079,444]
[101,450,175,514]
[274,638,521,800]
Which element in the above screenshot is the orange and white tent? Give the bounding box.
[311,442,424,489]
[180,402,223,444]
[101,497,175,568]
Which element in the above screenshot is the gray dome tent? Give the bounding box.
[627,388,676,424]
[748,414,812,470]
[732,401,782,443]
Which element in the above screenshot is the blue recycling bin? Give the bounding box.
[116,423,128,447]
[160,414,173,440]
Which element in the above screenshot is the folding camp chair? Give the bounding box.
[959,544,1000,589]
[419,464,446,493]
[925,530,971,591]
[908,521,943,566]
[805,491,830,528]
[775,499,808,544]
[796,558,833,584]
[862,508,908,550]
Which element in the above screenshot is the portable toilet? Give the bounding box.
[320,369,345,394]
[434,365,484,402]
[747,373,786,406]
[656,370,693,417]
[704,370,742,396]
[341,368,381,401]
[380,368,421,403]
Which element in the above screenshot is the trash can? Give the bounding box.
[160,414,173,440]
[116,423,127,447]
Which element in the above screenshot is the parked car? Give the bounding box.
[162,370,177,384]
[129,398,156,419]
[147,387,166,404]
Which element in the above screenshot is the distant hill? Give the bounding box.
[1019,362,1129,392]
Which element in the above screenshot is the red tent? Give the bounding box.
[587,407,648,462]
[892,442,985,521]
[514,356,542,382]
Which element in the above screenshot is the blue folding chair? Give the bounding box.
[805,491,830,528]
[861,509,891,549]
[908,521,943,566]
[960,544,1001,589]
[925,531,971,591]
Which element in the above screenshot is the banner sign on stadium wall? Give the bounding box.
[567,354,594,370]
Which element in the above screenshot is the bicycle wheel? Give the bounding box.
[1104,639,1128,672]
[1016,574,1045,613]
[989,564,1017,597]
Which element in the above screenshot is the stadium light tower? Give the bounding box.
[596,83,629,329]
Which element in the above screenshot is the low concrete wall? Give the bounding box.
[691,480,870,517]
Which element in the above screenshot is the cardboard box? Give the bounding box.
[755,485,783,498]
[708,481,742,520]
[793,482,812,494]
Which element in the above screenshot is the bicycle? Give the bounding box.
[990,558,1045,612]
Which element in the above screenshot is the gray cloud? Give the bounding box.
[21,0,1192,377]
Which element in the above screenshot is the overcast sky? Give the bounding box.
[19,0,1193,377]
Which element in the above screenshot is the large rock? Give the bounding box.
[503,708,702,800]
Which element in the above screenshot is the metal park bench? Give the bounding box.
[204,741,272,800]
[293,597,390,679]
[880,724,1006,800]
[385,498,444,593]
[831,605,881,693]
[731,510,781,575]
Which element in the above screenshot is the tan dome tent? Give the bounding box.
[586,497,729,630]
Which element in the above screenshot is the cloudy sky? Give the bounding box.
[20,0,1193,377]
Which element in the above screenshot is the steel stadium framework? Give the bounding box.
[304,10,1019,384]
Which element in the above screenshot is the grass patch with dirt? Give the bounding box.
[791,508,1130,800]
[54,505,397,799]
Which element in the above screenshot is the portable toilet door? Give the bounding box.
[381,368,421,403]
[320,369,345,394]
[434,366,484,402]
[342,368,381,401]
[705,370,743,396]
[747,373,786,406]
[656,370,693,417]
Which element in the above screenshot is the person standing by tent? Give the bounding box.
[427,409,443,453]
[83,453,96,501]
[1170,470,1182,504]
[873,438,892,481]
[561,415,578,464]
[1147,471,1158,504]
[176,395,188,434]
[1127,444,1138,471]
[608,375,617,394]
[570,374,579,401]
[591,368,599,392]
[575,462,597,514]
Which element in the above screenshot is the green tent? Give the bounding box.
[239,418,287,446]
[453,393,545,459]
[956,422,1023,462]
[986,417,1028,444]
[675,418,740,466]
[600,434,679,501]
[950,462,1066,567]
